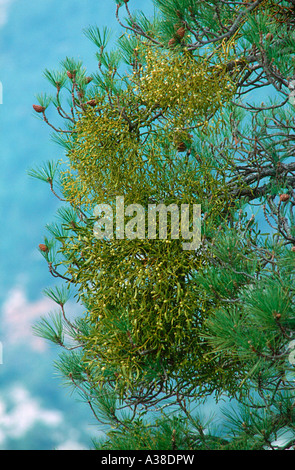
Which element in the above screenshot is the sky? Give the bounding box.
[0,0,15,28]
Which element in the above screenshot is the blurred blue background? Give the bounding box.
[0,0,151,450]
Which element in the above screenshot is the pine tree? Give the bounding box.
[30,0,295,450]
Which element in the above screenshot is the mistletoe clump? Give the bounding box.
[30,30,242,398]
[136,46,236,129]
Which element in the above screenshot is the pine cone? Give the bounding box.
[265,32,274,41]
[39,244,49,253]
[86,99,97,107]
[33,104,46,113]
[279,193,290,202]
[176,26,186,39]
[67,70,75,80]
